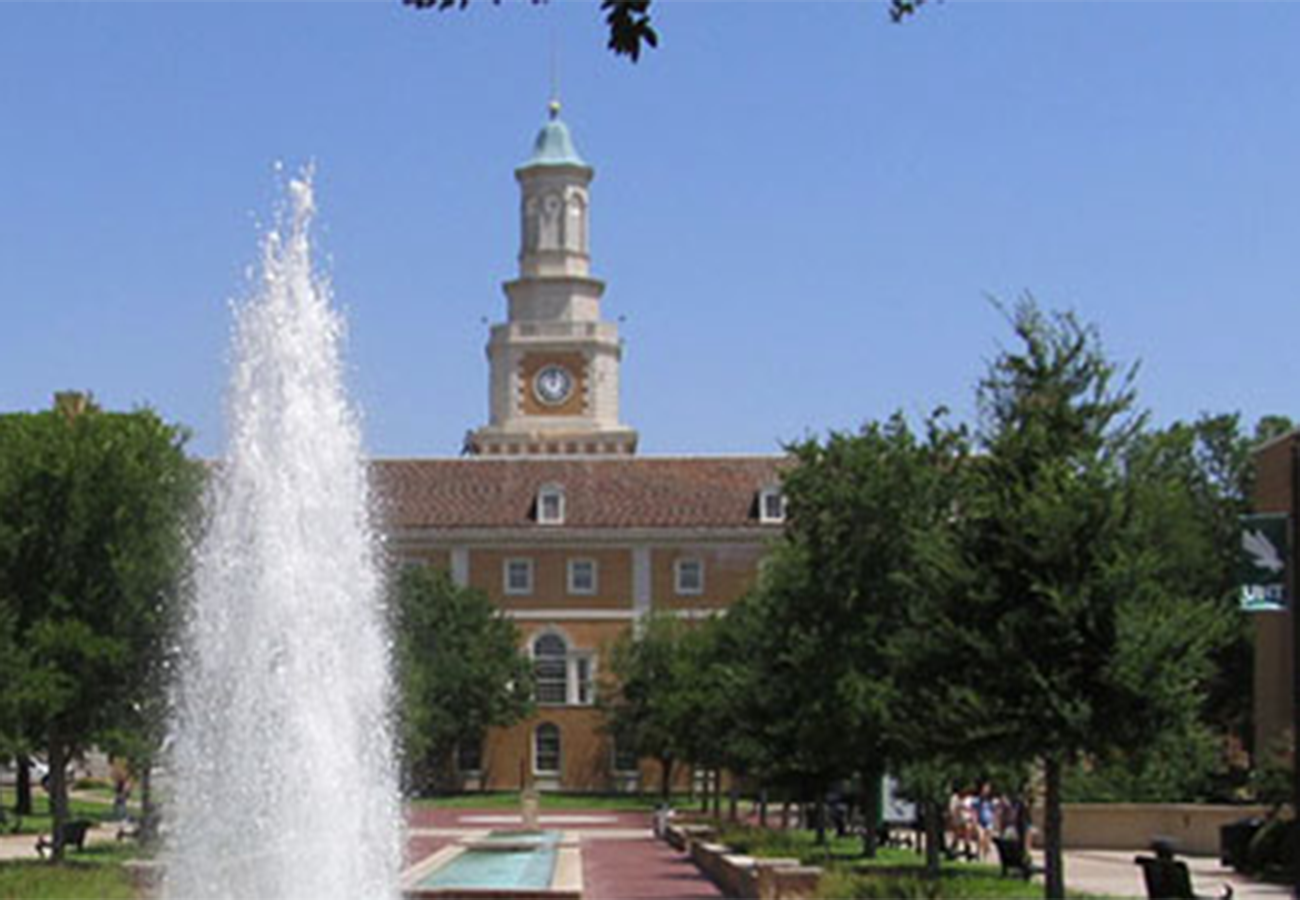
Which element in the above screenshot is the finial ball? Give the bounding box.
[548,99,561,120]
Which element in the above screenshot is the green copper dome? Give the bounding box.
[523,101,586,168]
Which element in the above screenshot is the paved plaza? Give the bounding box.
[0,806,1295,898]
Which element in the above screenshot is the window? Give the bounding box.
[456,740,483,773]
[504,558,534,595]
[575,655,594,705]
[612,737,639,774]
[537,484,565,525]
[568,558,598,595]
[532,632,596,707]
[533,633,569,705]
[675,558,704,595]
[534,723,561,775]
[759,486,786,524]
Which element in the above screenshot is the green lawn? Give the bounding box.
[710,824,1113,900]
[0,787,139,836]
[0,823,152,900]
[0,862,136,900]
[818,869,1116,900]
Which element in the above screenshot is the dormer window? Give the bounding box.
[538,484,565,525]
[759,486,786,524]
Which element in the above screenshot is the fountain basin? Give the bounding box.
[403,830,582,900]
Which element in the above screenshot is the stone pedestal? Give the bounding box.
[521,786,541,831]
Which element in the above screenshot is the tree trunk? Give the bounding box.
[140,764,157,844]
[1044,755,1065,900]
[861,767,882,858]
[47,741,69,863]
[728,776,739,822]
[781,799,791,830]
[699,769,710,812]
[660,756,673,801]
[15,757,32,817]
[924,798,942,879]
[814,795,827,846]
[711,770,722,818]
[759,789,768,828]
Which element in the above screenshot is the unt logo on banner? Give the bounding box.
[1240,513,1289,612]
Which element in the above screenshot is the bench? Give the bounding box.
[35,819,93,858]
[1134,853,1233,900]
[992,836,1033,879]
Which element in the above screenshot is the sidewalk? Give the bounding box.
[583,834,722,900]
[1060,849,1289,900]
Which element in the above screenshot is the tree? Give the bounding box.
[0,394,199,859]
[601,614,701,799]
[1121,415,1290,755]
[394,565,533,793]
[768,412,976,852]
[954,299,1231,898]
[1056,411,1293,805]
[401,0,929,62]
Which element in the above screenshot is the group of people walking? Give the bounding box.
[947,783,1031,861]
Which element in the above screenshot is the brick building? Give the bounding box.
[375,105,785,791]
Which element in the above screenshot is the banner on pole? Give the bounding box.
[1240,513,1289,612]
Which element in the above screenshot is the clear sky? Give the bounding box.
[1,1,1297,458]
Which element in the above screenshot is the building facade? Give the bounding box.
[376,105,785,791]
[1251,430,1297,758]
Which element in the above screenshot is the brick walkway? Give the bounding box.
[581,835,722,900]
[407,806,654,831]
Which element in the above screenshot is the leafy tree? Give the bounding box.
[401,0,929,62]
[767,413,976,852]
[1119,414,1290,759]
[601,613,701,799]
[954,299,1227,898]
[0,394,199,859]
[394,565,533,793]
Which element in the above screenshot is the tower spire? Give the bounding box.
[548,16,561,120]
[466,108,638,457]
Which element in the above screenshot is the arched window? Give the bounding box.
[538,192,563,249]
[533,633,569,705]
[566,192,587,254]
[534,723,561,775]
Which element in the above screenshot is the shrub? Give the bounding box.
[818,870,936,899]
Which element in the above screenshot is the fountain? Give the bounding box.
[164,174,401,899]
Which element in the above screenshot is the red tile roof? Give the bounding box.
[372,456,787,530]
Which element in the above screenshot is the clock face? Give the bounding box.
[534,365,574,406]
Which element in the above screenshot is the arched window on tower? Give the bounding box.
[538,192,563,249]
[566,192,587,254]
[523,196,540,253]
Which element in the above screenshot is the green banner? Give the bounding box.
[1240,513,1289,612]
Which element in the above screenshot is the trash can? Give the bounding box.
[1220,817,1263,869]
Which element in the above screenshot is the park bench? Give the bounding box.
[992,836,1034,880]
[1134,846,1233,900]
[35,818,94,858]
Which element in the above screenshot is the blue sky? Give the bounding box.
[1,1,1297,457]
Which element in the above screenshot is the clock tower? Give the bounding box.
[467,103,638,457]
